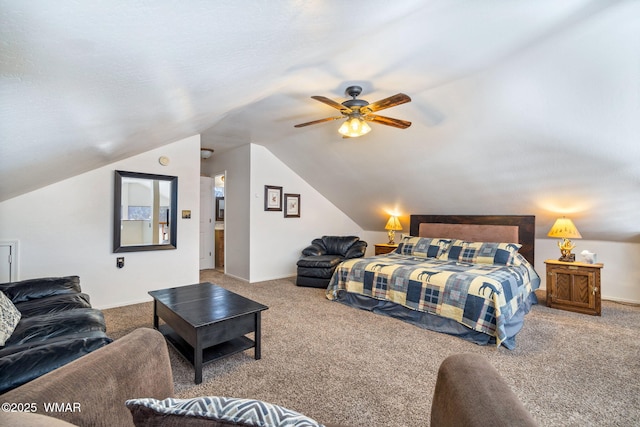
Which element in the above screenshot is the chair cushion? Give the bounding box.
[296,255,344,268]
[297,267,336,280]
[0,333,112,394]
[5,308,106,347]
[14,293,92,317]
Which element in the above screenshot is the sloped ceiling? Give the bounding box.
[2,1,639,242]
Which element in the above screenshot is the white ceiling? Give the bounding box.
[2,1,639,242]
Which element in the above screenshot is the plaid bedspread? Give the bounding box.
[326,253,540,347]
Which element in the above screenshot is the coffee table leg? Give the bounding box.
[194,333,203,384]
[254,312,262,360]
[152,300,159,329]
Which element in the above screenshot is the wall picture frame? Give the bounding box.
[264,185,283,211]
[284,193,300,218]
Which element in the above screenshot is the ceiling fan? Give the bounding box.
[294,85,411,138]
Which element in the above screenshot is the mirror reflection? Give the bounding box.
[113,170,177,252]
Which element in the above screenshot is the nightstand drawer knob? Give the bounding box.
[593,287,598,295]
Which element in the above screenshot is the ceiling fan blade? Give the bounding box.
[365,114,412,129]
[294,116,344,128]
[363,93,411,113]
[311,96,353,113]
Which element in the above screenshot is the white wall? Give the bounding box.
[249,144,364,282]
[203,142,367,283]
[0,135,201,308]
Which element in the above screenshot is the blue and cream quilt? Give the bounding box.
[326,252,540,347]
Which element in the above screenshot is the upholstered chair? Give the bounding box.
[296,236,367,288]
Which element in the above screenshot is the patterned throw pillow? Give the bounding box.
[440,240,522,266]
[125,396,324,427]
[395,236,452,258]
[0,291,21,346]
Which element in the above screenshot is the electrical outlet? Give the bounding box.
[116,257,125,268]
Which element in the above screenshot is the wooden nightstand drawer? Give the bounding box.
[374,244,398,255]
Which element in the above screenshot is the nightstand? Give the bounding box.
[374,243,398,255]
[545,259,603,316]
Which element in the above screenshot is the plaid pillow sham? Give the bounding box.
[439,240,522,266]
[395,236,452,258]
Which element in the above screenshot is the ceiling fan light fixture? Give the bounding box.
[295,86,411,135]
[338,116,371,138]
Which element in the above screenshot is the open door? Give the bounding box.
[214,173,225,271]
[199,177,214,270]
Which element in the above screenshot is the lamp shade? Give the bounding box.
[385,216,403,231]
[338,117,371,138]
[547,217,582,239]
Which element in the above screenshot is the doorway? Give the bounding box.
[0,241,17,282]
[214,173,225,271]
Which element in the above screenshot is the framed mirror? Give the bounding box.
[215,197,224,221]
[113,170,178,252]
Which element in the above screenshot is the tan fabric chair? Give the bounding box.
[431,353,538,426]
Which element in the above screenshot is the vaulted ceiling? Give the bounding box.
[2,1,639,242]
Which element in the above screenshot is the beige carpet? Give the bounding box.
[103,270,640,426]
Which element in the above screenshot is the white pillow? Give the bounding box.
[0,291,21,346]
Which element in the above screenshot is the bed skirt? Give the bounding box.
[333,290,539,349]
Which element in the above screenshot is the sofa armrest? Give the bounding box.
[431,353,537,427]
[0,276,81,304]
[1,328,174,427]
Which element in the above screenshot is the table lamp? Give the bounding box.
[547,217,582,262]
[385,216,403,245]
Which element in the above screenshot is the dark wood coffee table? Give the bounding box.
[149,282,268,384]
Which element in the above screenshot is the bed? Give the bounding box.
[326,215,540,349]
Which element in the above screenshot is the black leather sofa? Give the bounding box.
[0,276,112,394]
[296,236,367,288]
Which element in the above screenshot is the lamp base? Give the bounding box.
[387,230,396,245]
[558,254,575,262]
[558,239,576,262]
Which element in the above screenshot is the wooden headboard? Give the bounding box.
[409,215,536,265]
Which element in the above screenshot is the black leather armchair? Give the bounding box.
[296,236,367,288]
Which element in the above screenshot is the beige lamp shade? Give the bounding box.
[547,217,582,239]
[385,216,403,231]
[548,217,581,262]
